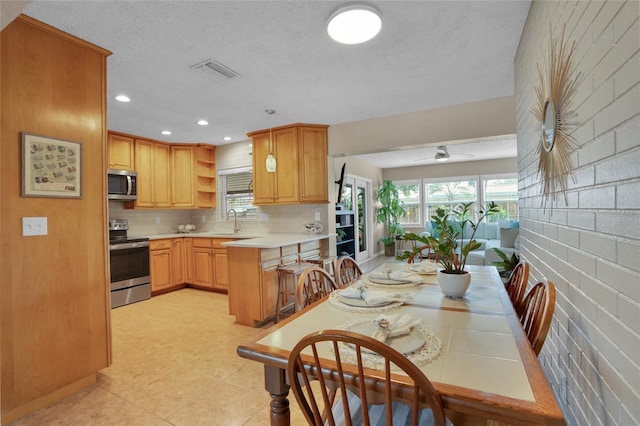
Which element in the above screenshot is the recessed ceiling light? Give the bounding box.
[161,130,172,135]
[115,95,130,102]
[327,5,382,45]
[223,136,231,141]
[197,120,209,126]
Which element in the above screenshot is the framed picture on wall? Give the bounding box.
[21,132,82,198]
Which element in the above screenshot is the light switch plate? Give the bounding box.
[260,213,269,221]
[314,211,321,221]
[23,217,48,236]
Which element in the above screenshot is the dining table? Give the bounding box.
[236,262,566,425]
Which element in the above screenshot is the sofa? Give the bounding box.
[421,220,519,266]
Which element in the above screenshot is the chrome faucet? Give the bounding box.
[226,209,240,233]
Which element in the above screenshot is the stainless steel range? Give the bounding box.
[108,219,150,308]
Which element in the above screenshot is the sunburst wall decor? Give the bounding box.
[532,25,581,209]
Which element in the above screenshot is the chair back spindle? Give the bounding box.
[296,266,337,310]
[335,256,362,288]
[519,279,556,355]
[506,260,529,314]
[287,330,447,426]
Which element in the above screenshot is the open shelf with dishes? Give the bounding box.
[336,210,356,258]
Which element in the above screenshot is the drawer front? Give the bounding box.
[281,244,298,257]
[261,258,280,269]
[299,240,320,253]
[261,247,281,261]
[281,254,298,266]
[299,249,320,261]
[150,239,172,250]
[193,238,213,248]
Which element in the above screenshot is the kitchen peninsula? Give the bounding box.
[225,233,331,327]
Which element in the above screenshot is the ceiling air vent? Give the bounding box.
[191,59,239,80]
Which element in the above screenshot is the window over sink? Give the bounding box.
[218,166,257,220]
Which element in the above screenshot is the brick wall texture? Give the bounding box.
[514,1,639,425]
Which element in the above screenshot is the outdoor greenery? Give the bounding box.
[375,180,406,247]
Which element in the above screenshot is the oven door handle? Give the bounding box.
[109,241,150,251]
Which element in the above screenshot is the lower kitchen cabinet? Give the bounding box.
[192,244,214,288]
[150,239,175,293]
[151,237,232,294]
[213,249,229,291]
[172,238,186,284]
[189,238,231,292]
[227,238,327,327]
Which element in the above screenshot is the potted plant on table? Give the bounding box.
[399,201,499,298]
[375,180,407,257]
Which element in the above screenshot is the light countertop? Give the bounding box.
[223,233,331,248]
[144,232,331,248]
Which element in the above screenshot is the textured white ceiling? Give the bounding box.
[357,135,518,168]
[22,0,530,166]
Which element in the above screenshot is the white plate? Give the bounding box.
[407,265,438,275]
[346,321,426,354]
[338,294,393,307]
[366,276,411,285]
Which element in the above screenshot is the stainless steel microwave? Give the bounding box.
[107,169,137,200]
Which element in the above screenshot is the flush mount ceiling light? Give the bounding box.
[327,4,382,44]
[434,146,450,162]
[161,130,171,135]
[197,120,209,126]
[115,94,130,102]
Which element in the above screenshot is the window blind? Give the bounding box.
[218,169,257,220]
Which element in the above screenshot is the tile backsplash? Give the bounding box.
[108,201,330,237]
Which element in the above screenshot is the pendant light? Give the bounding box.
[265,109,277,173]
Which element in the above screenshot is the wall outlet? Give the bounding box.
[314,211,321,221]
[155,216,161,225]
[202,215,206,223]
[260,213,269,222]
[22,217,48,236]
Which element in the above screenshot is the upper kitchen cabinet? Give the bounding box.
[171,145,195,208]
[108,131,135,170]
[248,123,328,205]
[133,139,171,208]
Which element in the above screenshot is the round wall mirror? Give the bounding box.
[542,99,556,152]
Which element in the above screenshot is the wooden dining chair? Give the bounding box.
[518,279,556,355]
[295,266,338,311]
[287,329,447,426]
[335,255,362,288]
[505,260,529,314]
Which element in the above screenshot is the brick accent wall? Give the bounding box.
[515,1,639,425]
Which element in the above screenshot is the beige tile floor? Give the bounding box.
[9,256,388,426]
[9,289,307,426]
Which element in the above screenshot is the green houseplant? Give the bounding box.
[375,180,406,256]
[491,248,520,280]
[399,201,499,297]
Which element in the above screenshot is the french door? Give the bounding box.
[341,175,373,262]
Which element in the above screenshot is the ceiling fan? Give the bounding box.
[415,145,474,162]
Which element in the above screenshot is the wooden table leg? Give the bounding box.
[264,365,290,426]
